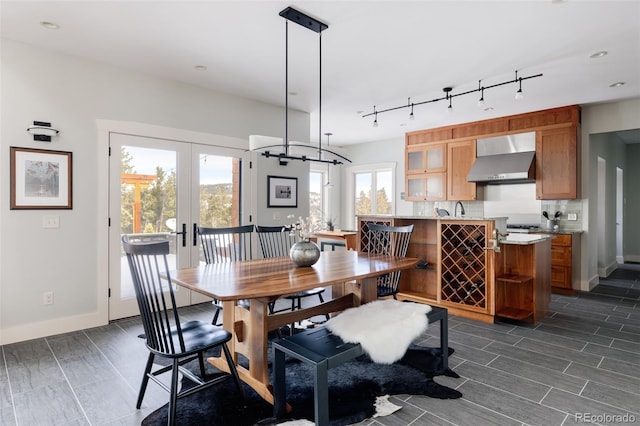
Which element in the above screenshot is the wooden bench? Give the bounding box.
[272,306,448,425]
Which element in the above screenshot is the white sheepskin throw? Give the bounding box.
[325,300,431,364]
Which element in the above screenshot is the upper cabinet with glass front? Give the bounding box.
[406,143,447,174]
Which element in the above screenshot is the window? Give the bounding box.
[309,167,326,223]
[347,163,395,229]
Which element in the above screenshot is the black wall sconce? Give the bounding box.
[26,121,60,142]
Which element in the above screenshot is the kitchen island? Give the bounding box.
[358,216,553,324]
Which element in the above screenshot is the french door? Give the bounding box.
[108,132,249,320]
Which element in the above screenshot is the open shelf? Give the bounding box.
[496,274,533,285]
[496,307,533,321]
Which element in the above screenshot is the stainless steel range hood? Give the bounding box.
[467,132,536,184]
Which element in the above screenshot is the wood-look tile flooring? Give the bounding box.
[1,268,639,426]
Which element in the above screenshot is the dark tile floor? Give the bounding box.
[1,272,639,426]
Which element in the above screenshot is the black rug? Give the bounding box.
[142,343,461,426]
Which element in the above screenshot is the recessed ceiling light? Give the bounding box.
[590,51,608,59]
[609,82,625,88]
[40,21,59,30]
[288,91,298,96]
[194,65,207,71]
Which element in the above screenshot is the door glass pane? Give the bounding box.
[120,146,177,298]
[198,154,236,227]
[375,170,393,214]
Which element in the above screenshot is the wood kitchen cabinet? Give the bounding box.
[358,216,553,324]
[447,139,481,201]
[548,233,580,294]
[405,139,479,201]
[536,126,578,199]
[406,143,446,174]
[406,173,446,201]
[405,105,581,200]
[405,143,447,201]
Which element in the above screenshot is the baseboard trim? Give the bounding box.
[588,274,600,291]
[1,312,107,345]
[625,254,640,263]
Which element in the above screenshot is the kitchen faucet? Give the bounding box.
[455,201,465,217]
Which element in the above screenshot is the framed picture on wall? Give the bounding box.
[267,175,297,208]
[10,146,73,209]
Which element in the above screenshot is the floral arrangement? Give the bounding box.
[285,215,322,240]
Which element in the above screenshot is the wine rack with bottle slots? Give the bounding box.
[440,223,488,309]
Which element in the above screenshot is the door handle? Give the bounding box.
[193,223,198,246]
[174,223,187,247]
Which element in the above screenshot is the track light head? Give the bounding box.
[477,87,485,108]
[515,78,524,100]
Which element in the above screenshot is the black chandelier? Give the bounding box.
[362,70,543,126]
[252,7,351,166]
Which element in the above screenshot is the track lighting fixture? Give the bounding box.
[444,87,453,112]
[251,7,350,166]
[363,70,542,123]
[477,80,485,108]
[515,71,524,100]
[409,98,415,120]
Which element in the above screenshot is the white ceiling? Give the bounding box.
[1,0,639,146]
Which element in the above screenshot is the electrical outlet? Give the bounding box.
[43,291,54,305]
[273,212,281,221]
[568,213,577,221]
[43,215,60,228]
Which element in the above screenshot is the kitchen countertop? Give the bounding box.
[500,233,555,245]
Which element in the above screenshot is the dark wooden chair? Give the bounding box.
[198,225,254,325]
[122,235,245,426]
[255,225,329,330]
[366,223,414,299]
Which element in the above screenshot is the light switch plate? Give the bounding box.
[567,213,577,221]
[43,215,60,228]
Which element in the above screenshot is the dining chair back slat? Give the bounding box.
[198,225,254,264]
[255,225,296,258]
[366,223,414,299]
[122,234,183,353]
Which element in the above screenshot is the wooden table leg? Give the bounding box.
[207,298,275,404]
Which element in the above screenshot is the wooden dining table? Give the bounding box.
[169,250,418,404]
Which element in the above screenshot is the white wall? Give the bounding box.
[0,40,310,344]
[343,137,414,222]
